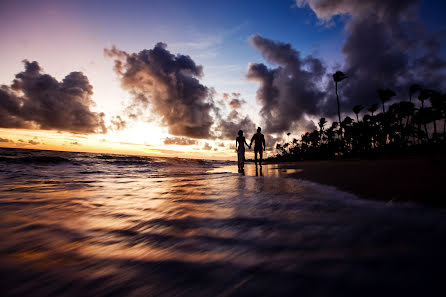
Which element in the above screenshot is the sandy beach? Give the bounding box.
[262,155,446,207]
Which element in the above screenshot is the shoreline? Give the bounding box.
[259,156,446,208]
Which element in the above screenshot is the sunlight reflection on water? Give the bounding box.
[1,150,446,296]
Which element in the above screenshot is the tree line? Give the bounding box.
[274,71,446,160]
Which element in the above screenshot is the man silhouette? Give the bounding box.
[250,127,266,167]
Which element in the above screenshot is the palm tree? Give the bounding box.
[318,117,327,142]
[406,84,421,144]
[418,89,431,109]
[418,89,432,141]
[440,93,446,137]
[368,103,379,116]
[333,71,348,127]
[396,101,415,144]
[352,104,363,122]
[429,91,442,140]
[378,89,396,113]
[409,84,421,103]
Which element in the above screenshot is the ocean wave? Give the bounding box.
[0,155,71,164]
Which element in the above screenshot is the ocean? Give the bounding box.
[0,147,445,296]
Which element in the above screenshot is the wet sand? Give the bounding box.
[264,156,446,207]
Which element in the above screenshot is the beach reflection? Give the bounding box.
[211,163,302,177]
[1,158,446,296]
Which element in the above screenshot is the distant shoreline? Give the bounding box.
[260,155,446,208]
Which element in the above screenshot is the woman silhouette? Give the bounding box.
[235,130,250,172]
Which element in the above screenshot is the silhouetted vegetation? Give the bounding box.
[273,83,446,161]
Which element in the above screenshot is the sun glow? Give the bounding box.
[0,127,237,160]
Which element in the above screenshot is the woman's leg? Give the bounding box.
[241,152,245,169]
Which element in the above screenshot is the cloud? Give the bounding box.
[211,91,255,139]
[28,139,39,145]
[247,1,446,135]
[246,35,329,134]
[105,43,214,139]
[164,137,198,145]
[228,98,246,109]
[110,115,127,131]
[296,0,418,21]
[0,137,14,143]
[296,0,446,108]
[215,110,256,140]
[0,60,106,133]
[222,92,246,109]
[202,142,212,150]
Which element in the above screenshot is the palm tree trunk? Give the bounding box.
[417,123,421,145]
[433,120,437,140]
[405,116,410,144]
[336,83,341,124]
[335,82,342,140]
[356,114,359,122]
[443,118,446,137]
[420,100,429,142]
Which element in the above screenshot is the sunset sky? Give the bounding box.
[1,0,445,159]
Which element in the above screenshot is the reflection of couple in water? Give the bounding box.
[235,127,266,172]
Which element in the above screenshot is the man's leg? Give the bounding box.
[254,149,258,166]
[259,149,263,167]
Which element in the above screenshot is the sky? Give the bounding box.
[1,0,445,159]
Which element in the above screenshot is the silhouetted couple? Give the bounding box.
[235,127,266,172]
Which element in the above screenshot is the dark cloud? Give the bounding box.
[296,0,446,108]
[164,137,198,145]
[215,110,256,140]
[106,43,260,141]
[246,35,328,134]
[110,115,127,131]
[221,92,245,109]
[296,0,418,21]
[0,60,106,133]
[105,43,214,139]
[228,98,246,109]
[202,142,212,150]
[28,139,39,145]
[0,137,13,143]
[247,1,446,135]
